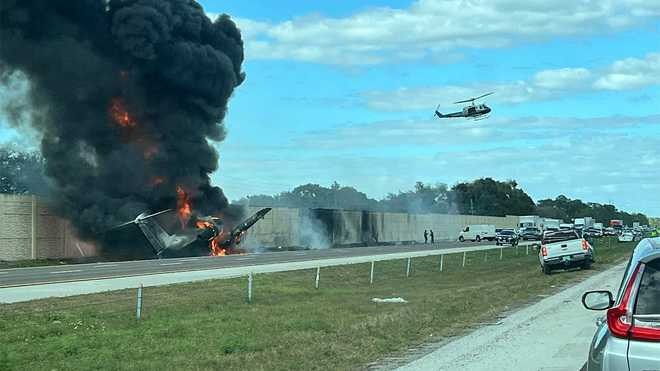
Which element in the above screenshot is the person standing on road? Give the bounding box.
[424,230,428,244]
[430,230,435,244]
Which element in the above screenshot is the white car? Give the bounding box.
[619,232,635,242]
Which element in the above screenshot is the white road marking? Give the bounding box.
[0,271,8,274]
[49,270,82,274]
[177,258,200,262]
[159,262,183,266]
[94,264,118,268]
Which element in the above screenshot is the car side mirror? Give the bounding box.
[582,290,614,310]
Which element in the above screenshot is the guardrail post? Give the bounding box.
[462,251,467,267]
[515,245,518,255]
[406,257,412,277]
[315,266,320,289]
[526,245,529,255]
[136,284,143,320]
[247,272,253,303]
[439,254,444,272]
[499,247,503,260]
[370,261,375,285]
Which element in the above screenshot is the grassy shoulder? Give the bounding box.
[0,239,635,371]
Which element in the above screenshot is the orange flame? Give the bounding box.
[210,239,227,256]
[176,186,192,229]
[109,98,136,128]
[195,219,227,256]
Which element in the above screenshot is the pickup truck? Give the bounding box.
[539,230,593,274]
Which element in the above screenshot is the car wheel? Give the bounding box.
[582,259,592,270]
[476,235,481,242]
[543,264,551,275]
[458,236,464,242]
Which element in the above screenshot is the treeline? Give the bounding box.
[238,178,649,225]
[0,147,649,225]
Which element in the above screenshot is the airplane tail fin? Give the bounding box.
[434,110,444,118]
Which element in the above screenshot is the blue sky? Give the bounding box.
[2,1,660,216]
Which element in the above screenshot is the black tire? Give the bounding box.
[458,236,464,242]
[583,259,592,270]
[476,235,481,242]
[543,264,551,275]
[496,241,501,246]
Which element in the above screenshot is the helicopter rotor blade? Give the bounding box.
[473,91,494,100]
[453,91,494,104]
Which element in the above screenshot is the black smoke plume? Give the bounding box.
[0,0,245,255]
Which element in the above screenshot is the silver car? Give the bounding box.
[582,237,660,370]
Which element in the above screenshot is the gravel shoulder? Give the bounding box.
[396,263,626,371]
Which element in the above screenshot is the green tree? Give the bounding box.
[450,178,536,216]
[0,147,49,195]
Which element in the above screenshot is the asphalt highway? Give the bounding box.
[0,241,493,288]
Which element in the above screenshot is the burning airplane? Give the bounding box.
[108,205,271,259]
[0,1,249,258]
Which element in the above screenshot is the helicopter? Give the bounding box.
[434,92,493,120]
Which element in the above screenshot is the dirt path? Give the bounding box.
[396,263,626,371]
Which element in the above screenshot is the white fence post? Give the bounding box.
[462,251,467,267]
[247,272,253,303]
[526,245,529,255]
[406,257,412,277]
[500,247,503,260]
[370,261,375,285]
[315,266,320,289]
[439,254,444,272]
[136,284,143,320]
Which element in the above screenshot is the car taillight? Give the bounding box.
[606,263,645,340]
[629,321,660,341]
[581,239,590,251]
[541,245,547,256]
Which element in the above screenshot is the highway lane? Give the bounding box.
[0,241,506,288]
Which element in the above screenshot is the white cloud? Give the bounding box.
[364,52,660,111]
[532,68,593,90]
[233,0,660,65]
[594,53,660,90]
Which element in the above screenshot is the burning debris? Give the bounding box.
[109,203,271,259]
[0,1,247,257]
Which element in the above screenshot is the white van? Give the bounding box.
[458,225,496,242]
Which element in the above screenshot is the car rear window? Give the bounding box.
[635,258,660,315]
[542,231,578,244]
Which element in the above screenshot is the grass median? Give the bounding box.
[0,238,635,371]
